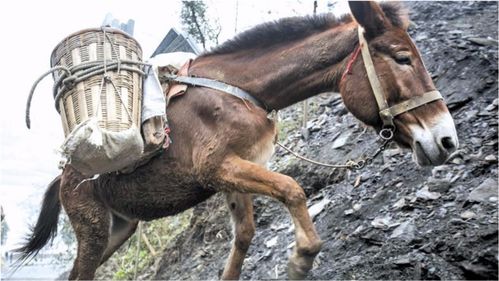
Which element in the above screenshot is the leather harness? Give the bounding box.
[164,60,266,110]
[164,27,443,138]
[356,27,443,137]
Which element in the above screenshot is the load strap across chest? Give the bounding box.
[166,75,266,110]
[163,60,266,110]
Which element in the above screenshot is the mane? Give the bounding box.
[202,2,408,57]
[202,13,353,57]
[380,1,409,29]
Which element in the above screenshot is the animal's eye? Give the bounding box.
[394,53,411,65]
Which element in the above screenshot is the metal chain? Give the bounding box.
[344,137,392,170]
[276,128,394,170]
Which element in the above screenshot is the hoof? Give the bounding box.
[287,259,310,280]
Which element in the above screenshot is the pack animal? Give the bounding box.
[17,2,458,280]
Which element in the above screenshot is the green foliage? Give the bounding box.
[59,213,76,249]
[105,210,193,280]
[276,100,322,143]
[1,207,7,246]
[277,119,300,143]
[180,0,221,48]
[1,219,8,245]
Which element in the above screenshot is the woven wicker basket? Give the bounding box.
[50,27,143,136]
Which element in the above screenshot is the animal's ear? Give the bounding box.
[349,1,391,38]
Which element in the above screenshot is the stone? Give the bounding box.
[470,137,483,146]
[301,127,310,140]
[344,209,355,216]
[354,175,362,188]
[353,203,362,211]
[331,131,352,149]
[451,157,464,165]
[455,23,472,29]
[468,37,499,46]
[265,236,278,248]
[307,122,321,133]
[431,165,453,178]
[382,148,403,163]
[392,255,412,265]
[464,109,479,121]
[390,221,416,242]
[446,94,472,111]
[427,179,452,193]
[484,154,497,163]
[467,178,498,202]
[393,198,407,210]
[308,199,331,219]
[485,103,497,111]
[477,111,493,117]
[270,223,288,232]
[371,216,399,230]
[416,186,441,200]
[448,29,464,35]
[436,207,448,218]
[460,210,476,219]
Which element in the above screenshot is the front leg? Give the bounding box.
[216,156,323,280]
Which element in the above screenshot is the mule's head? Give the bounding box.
[340,1,458,166]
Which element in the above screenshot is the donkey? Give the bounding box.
[17,1,458,280]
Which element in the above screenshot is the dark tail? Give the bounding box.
[13,175,62,266]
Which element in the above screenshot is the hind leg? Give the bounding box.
[222,192,255,280]
[60,166,110,280]
[99,214,138,265]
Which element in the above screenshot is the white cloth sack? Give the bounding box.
[141,52,196,122]
[59,118,144,176]
[142,63,166,122]
[59,52,197,176]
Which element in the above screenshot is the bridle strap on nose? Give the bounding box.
[357,27,443,129]
[379,90,442,119]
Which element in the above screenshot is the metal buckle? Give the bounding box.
[379,126,394,140]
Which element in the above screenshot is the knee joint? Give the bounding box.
[234,225,255,251]
[297,239,323,257]
[282,177,306,205]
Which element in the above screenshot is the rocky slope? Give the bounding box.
[99,2,498,280]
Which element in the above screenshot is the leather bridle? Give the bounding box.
[164,27,445,170]
[166,27,443,138]
[356,27,443,140]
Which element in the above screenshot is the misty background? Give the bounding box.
[0,0,347,278]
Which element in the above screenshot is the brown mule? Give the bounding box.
[16,1,458,280]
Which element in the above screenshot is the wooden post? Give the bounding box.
[141,232,157,256]
[301,1,318,140]
[133,221,142,280]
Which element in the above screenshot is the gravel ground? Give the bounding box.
[97,2,498,280]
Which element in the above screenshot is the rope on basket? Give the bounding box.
[25,27,152,129]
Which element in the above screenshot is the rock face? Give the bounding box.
[99,2,498,280]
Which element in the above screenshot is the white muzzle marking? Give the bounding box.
[409,111,459,166]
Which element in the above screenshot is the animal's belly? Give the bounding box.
[99,173,215,221]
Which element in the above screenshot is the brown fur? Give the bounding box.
[18,2,454,280]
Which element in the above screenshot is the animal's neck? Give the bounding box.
[190,24,357,110]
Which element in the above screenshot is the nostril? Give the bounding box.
[441,137,456,151]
